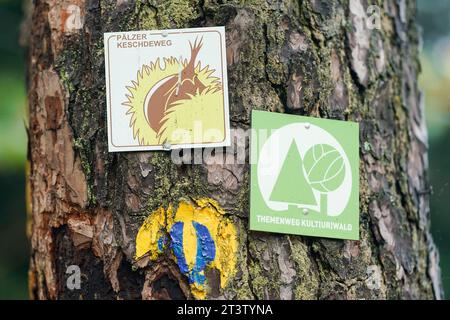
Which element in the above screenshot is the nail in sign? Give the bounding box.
[104,27,230,151]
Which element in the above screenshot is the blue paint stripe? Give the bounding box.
[157,234,167,252]
[192,221,216,284]
[170,221,189,274]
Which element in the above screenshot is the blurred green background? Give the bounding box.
[0,0,448,299]
[0,0,28,299]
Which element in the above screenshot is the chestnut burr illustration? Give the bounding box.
[123,33,224,147]
[144,37,206,133]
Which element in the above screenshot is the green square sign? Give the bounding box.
[250,110,359,240]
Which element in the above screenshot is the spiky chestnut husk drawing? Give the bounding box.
[122,38,224,146]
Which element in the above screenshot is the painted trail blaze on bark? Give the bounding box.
[135,198,238,299]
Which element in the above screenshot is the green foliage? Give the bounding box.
[303,144,345,193]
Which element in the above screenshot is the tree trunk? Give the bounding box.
[27,0,442,300]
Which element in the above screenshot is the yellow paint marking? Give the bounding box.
[134,198,238,299]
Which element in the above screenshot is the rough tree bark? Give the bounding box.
[27,0,442,299]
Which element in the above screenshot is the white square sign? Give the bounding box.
[104,27,230,152]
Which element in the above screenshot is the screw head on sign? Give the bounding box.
[162,30,168,37]
[303,208,308,215]
[162,142,172,150]
[304,122,311,129]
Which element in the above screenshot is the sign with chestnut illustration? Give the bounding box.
[104,27,230,151]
